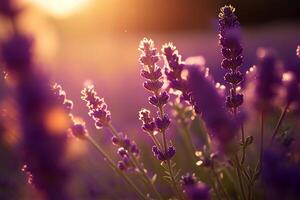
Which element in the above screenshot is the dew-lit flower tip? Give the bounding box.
[139,109,156,132]
[296,45,300,58]
[181,173,197,186]
[71,123,88,139]
[187,66,238,143]
[52,83,73,113]
[1,34,33,73]
[117,147,128,158]
[81,85,111,128]
[162,43,191,101]
[218,5,239,30]
[155,114,171,130]
[138,38,159,66]
[218,5,244,111]
[152,145,175,161]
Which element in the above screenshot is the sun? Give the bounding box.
[28,0,91,17]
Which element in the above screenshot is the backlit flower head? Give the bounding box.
[81,85,111,129]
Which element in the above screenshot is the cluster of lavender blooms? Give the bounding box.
[1,1,300,200]
[218,5,244,113]
[138,38,176,162]
[81,85,141,172]
[0,2,73,200]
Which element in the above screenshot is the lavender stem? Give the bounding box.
[271,103,290,143]
[86,135,147,200]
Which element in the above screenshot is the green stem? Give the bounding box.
[271,103,290,143]
[240,123,246,164]
[179,122,197,164]
[234,155,246,200]
[255,111,264,175]
[207,175,222,200]
[86,135,147,200]
[131,156,163,200]
[166,160,185,200]
[211,165,230,200]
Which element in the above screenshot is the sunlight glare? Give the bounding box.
[28,0,91,17]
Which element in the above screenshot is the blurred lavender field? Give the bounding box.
[1,1,300,200]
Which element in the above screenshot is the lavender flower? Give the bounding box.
[181,173,210,200]
[81,85,111,129]
[152,145,175,161]
[1,28,71,199]
[254,48,282,111]
[187,65,238,145]
[218,5,244,111]
[139,38,175,161]
[17,74,71,200]
[162,43,190,101]
[81,85,143,173]
[139,109,156,133]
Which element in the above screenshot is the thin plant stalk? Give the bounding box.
[107,123,163,200]
[240,123,246,164]
[211,164,230,200]
[86,135,147,200]
[131,155,164,200]
[157,103,185,200]
[234,155,247,200]
[271,103,290,143]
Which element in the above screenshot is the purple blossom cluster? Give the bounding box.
[138,38,175,161]
[218,5,244,112]
[81,85,142,172]
[1,2,300,200]
[0,5,72,199]
[162,43,189,101]
[81,85,111,129]
[187,65,238,145]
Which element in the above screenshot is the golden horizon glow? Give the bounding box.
[28,0,91,18]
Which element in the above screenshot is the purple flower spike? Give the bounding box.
[155,114,171,130]
[187,66,238,144]
[218,5,244,111]
[71,123,88,139]
[81,85,111,129]
[166,145,176,159]
[254,48,282,111]
[162,43,191,102]
[139,109,156,133]
[149,91,169,107]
